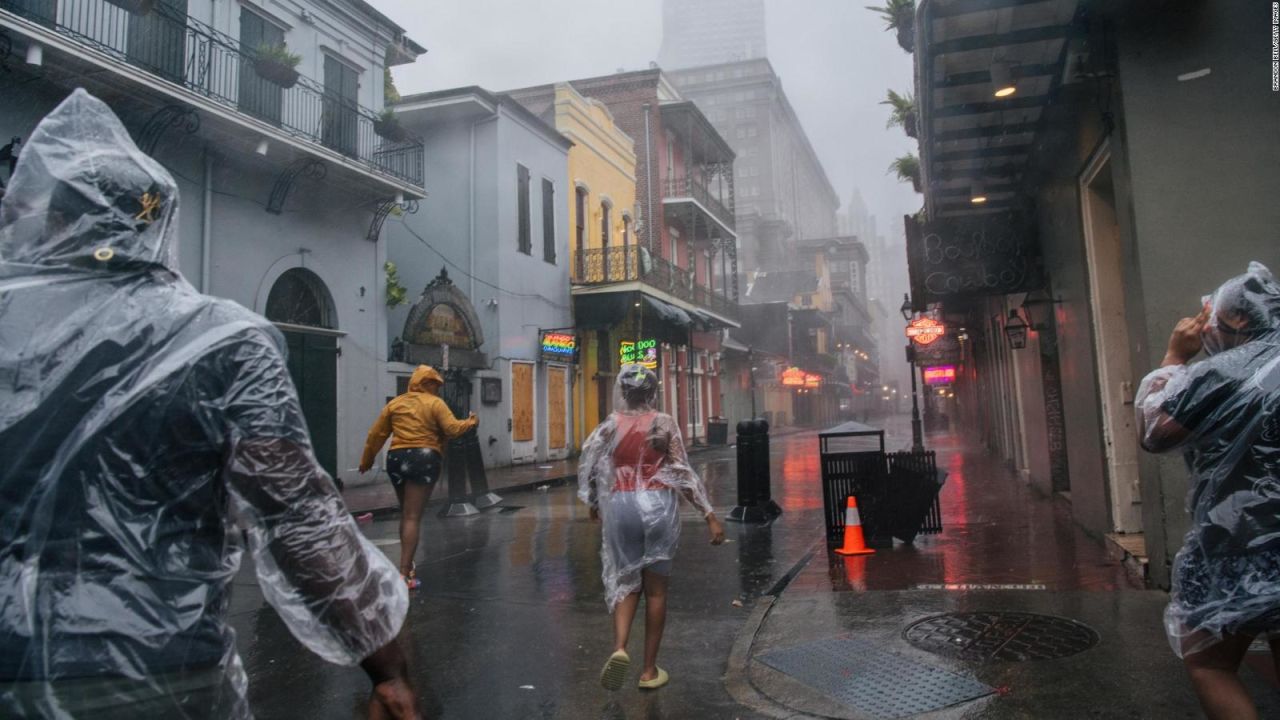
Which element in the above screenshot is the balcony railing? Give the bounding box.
[1,0,423,187]
[573,246,739,322]
[663,175,735,232]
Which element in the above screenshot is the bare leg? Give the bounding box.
[613,590,641,653]
[1185,632,1257,720]
[398,481,436,575]
[639,569,669,681]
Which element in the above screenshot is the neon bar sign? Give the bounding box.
[540,332,577,361]
[906,317,945,346]
[620,338,659,369]
[923,365,957,385]
[804,373,822,389]
[781,367,806,387]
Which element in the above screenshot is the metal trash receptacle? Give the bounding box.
[707,418,729,445]
[820,422,892,549]
[886,451,946,544]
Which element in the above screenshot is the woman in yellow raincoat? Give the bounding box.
[360,365,477,588]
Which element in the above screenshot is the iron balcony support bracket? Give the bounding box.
[136,104,200,156]
[266,158,326,215]
[366,196,419,242]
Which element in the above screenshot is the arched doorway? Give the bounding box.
[266,268,339,479]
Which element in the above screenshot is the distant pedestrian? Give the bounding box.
[578,365,726,691]
[0,90,418,719]
[359,365,477,589]
[1136,262,1280,720]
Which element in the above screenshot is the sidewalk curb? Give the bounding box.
[722,541,825,720]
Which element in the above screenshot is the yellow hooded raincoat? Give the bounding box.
[360,366,477,469]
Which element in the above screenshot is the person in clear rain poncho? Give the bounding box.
[0,90,417,719]
[578,364,725,691]
[1136,262,1280,720]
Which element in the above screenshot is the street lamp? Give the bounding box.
[899,293,913,321]
[902,291,925,452]
[1004,309,1029,350]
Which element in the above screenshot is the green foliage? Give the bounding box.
[865,0,915,30]
[255,43,301,68]
[888,153,920,183]
[384,67,401,105]
[378,107,398,123]
[880,89,916,130]
[385,261,408,308]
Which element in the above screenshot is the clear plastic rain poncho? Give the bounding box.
[0,89,407,718]
[578,365,714,610]
[1135,262,1280,657]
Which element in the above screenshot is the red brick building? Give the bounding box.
[508,70,740,444]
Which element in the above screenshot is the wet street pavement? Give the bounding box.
[229,415,1279,718]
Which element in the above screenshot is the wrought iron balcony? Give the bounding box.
[663,175,735,234]
[573,245,739,322]
[0,0,423,187]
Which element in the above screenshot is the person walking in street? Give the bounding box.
[1136,262,1280,720]
[0,90,418,719]
[359,365,478,589]
[578,364,726,691]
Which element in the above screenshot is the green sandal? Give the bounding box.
[638,667,669,690]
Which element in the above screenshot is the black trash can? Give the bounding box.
[707,417,729,445]
[728,418,781,523]
[819,422,892,549]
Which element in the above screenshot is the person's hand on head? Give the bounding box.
[1164,304,1210,366]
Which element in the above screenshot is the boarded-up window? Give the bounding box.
[517,164,531,254]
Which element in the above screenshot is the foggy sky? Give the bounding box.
[372,0,920,245]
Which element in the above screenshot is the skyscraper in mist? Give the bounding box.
[658,0,767,70]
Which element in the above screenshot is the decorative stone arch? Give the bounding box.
[393,268,488,368]
[265,267,338,330]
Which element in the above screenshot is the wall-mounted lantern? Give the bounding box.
[1004,309,1029,350]
[899,293,913,321]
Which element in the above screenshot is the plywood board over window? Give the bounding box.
[548,366,567,450]
[512,362,534,442]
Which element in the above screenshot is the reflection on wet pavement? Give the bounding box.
[231,416,1151,718]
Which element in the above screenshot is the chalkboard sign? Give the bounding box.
[905,213,1042,304]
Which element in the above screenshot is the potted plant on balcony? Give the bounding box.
[889,153,922,194]
[866,0,915,53]
[105,0,156,14]
[253,43,301,89]
[881,89,917,139]
[373,108,409,143]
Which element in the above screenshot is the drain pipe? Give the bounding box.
[642,103,654,253]
[200,147,213,292]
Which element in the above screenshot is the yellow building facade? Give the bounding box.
[546,84,638,446]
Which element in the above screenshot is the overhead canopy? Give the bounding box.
[644,295,692,327]
[917,0,1081,219]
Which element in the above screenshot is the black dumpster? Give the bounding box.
[728,418,781,522]
[819,422,892,549]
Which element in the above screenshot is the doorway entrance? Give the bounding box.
[511,361,536,463]
[1080,140,1142,533]
[266,268,339,479]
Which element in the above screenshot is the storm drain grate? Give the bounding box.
[904,612,1099,662]
[755,636,993,718]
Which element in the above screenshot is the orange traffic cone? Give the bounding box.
[834,495,875,556]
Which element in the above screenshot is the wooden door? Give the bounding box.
[509,363,535,458]
[548,366,567,451]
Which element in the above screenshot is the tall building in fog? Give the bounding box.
[668,59,839,291]
[658,0,767,70]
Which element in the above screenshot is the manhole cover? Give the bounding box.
[904,612,1099,662]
